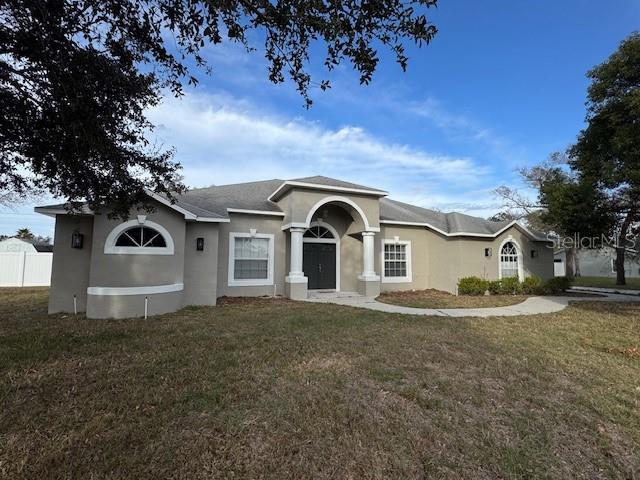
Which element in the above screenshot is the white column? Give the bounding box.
[359,231,379,280]
[286,227,306,281]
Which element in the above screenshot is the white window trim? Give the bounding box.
[381,239,412,283]
[498,237,524,281]
[303,221,341,292]
[104,218,175,255]
[228,232,275,287]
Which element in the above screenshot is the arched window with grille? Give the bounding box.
[104,218,174,255]
[499,240,521,279]
[303,225,335,239]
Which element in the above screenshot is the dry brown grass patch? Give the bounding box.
[1,288,640,479]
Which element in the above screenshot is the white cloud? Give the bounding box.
[148,92,491,198]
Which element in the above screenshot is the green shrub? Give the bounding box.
[499,277,522,295]
[458,276,489,296]
[486,278,521,295]
[521,276,543,295]
[487,280,502,295]
[542,276,572,294]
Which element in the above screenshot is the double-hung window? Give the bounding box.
[381,239,412,283]
[228,233,274,286]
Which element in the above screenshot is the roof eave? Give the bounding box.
[379,219,550,241]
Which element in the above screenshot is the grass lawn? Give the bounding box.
[1,288,640,479]
[573,276,640,291]
[376,289,601,309]
[377,289,531,309]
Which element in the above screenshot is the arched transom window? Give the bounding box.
[500,241,520,279]
[105,218,174,255]
[115,226,167,248]
[304,225,335,239]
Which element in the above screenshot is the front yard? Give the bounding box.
[1,288,639,479]
[573,276,640,291]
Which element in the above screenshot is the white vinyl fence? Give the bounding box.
[0,252,53,287]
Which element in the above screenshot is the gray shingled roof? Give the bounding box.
[179,179,284,216]
[290,176,386,193]
[36,176,536,237]
[33,197,227,220]
[380,198,513,235]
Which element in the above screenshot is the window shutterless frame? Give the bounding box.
[380,239,412,283]
[104,219,174,255]
[228,232,275,287]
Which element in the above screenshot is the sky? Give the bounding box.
[1,0,638,238]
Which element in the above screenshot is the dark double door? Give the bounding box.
[303,243,336,289]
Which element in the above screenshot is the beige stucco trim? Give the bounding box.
[87,283,184,296]
[193,217,231,223]
[304,195,380,232]
[227,208,285,217]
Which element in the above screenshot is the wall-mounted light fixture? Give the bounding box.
[485,248,492,257]
[531,249,538,258]
[71,231,84,249]
[196,237,205,251]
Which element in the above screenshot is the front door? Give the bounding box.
[303,243,336,289]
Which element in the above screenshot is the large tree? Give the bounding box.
[569,32,640,285]
[1,0,438,217]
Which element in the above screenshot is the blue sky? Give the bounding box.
[2,0,638,238]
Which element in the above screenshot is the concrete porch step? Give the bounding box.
[307,290,363,300]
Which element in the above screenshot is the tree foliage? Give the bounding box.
[568,32,640,284]
[1,0,438,217]
[494,153,613,278]
[15,227,34,239]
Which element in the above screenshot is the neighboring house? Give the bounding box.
[0,237,54,253]
[0,237,54,287]
[554,247,640,278]
[36,176,554,319]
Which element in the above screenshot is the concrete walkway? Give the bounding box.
[570,285,640,296]
[305,290,639,318]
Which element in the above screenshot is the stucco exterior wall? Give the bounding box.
[86,290,183,319]
[379,224,554,294]
[378,225,430,291]
[216,214,287,297]
[87,200,186,288]
[48,215,94,313]
[85,200,187,319]
[183,223,220,305]
[45,187,555,316]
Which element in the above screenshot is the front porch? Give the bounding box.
[282,195,381,300]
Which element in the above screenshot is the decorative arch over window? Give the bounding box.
[104,217,174,255]
[499,239,522,280]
